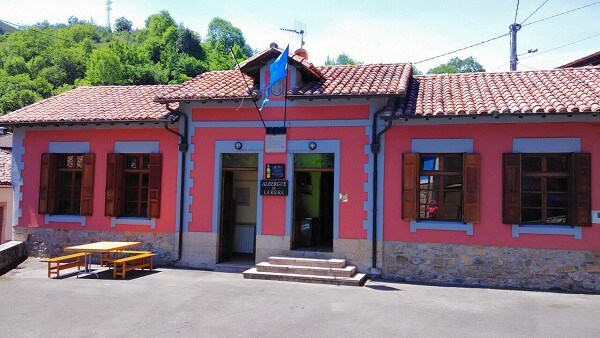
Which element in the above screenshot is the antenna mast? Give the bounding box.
[106,0,113,31]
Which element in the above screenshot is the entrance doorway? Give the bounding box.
[292,153,334,251]
[218,153,258,264]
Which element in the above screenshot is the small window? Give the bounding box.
[418,154,463,221]
[520,154,570,225]
[122,155,151,218]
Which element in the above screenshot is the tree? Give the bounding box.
[145,11,176,37]
[177,27,204,60]
[115,17,133,32]
[426,56,485,74]
[85,47,126,85]
[324,53,361,65]
[206,18,252,57]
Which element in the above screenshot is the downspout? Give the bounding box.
[370,98,396,273]
[164,104,189,263]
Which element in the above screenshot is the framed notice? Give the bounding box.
[265,134,286,153]
[266,164,285,179]
[260,180,288,196]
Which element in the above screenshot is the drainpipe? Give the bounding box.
[370,98,396,273]
[164,104,189,263]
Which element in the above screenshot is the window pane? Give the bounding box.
[222,153,259,168]
[522,193,542,207]
[294,153,334,169]
[142,156,150,169]
[420,175,439,190]
[420,156,439,171]
[522,208,542,223]
[547,193,568,208]
[547,155,568,172]
[522,177,542,192]
[442,190,462,220]
[444,175,462,190]
[547,177,568,192]
[443,155,463,172]
[419,175,440,220]
[522,156,542,172]
[127,156,140,169]
[547,209,568,224]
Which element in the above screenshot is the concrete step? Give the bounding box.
[215,262,254,273]
[243,268,367,286]
[268,256,347,269]
[256,262,356,277]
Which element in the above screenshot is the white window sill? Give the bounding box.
[410,220,473,235]
[111,217,156,229]
[512,224,582,240]
[45,215,86,226]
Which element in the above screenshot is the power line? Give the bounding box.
[520,32,600,60]
[0,18,76,44]
[414,32,509,64]
[514,0,521,24]
[522,1,600,27]
[520,0,550,25]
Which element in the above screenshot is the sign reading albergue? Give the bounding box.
[260,180,288,196]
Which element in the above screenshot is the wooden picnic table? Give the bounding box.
[64,241,141,277]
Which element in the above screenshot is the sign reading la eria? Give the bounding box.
[260,180,288,196]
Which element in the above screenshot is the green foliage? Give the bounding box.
[0,12,255,114]
[426,56,485,74]
[324,53,362,66]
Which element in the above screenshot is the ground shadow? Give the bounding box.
[58,268,161,281]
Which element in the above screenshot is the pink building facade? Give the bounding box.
[1,47,599,291]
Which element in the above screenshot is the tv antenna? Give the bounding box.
[280,21,306,49]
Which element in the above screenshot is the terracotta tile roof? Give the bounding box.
[398,66,600,117]
[238,47,323,80]
[558,51,600,68]
[0,85,178,124]
[0,133,12,149]
[0,149,11,186]
[156,63,413,101]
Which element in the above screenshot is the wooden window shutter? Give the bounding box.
[462,153,480,223]
[147,154,163,218]
[80,154,95,216]
[402,153,419,220]
[105,153,125,217]
[39,153,58,214]
[572,153,591,226]
[502,153,521,224]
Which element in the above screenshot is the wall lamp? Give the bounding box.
[235,142,243,150]
[309,142,317,151]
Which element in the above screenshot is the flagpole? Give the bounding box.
[228,48,268,132]
[283,68,288,132]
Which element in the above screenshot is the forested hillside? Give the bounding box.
[0,11,253,114]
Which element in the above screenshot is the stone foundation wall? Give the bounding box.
[179,232,218,269]
[15,227,177,266]
[382,241,600,293]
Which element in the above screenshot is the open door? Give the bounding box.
[218,171,234,263]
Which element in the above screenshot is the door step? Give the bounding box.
[244,256,366,286]
[215,262,254,273]
[268,256,347,269]
[243,268,366,286]
[256,262,356,277]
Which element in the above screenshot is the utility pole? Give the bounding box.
[106,0,113,31]
[509,23,521,71]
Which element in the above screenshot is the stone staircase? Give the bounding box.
[243,256,367,286]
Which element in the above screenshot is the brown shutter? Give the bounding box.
[502,153,521,224]
[39,153,57,214]
[572,153,591,226]
[105,153,124,217]
[402,153,419,220]
[80,154,95,216]
[147,154,163,218]
[462,153,480,223]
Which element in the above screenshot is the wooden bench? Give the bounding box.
[42,253,88,278]
[100,250,152,266]
[112,253,156,279]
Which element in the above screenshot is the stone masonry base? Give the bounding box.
[383,241,600,293]
[14,227,177,266]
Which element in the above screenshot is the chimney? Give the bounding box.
[294,48,308,60]
[270,42,279,49]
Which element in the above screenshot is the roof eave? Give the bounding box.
[389,110,600,121]
[0,118,173,128]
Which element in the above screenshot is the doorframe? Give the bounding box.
[212,141,264,236]
[285,140,341,240]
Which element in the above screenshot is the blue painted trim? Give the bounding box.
[513,138,580,153]
[212,141,264,235]
[114,141,159,154]
[11,129,25,227]
[111,217,156,229]
[45,215,86,226]
[48,142,90,153]
[190,120,368,128]
[182,120,195,233]
[512,224,582,239]
[285,140,341,239]
[412,138,473,153]
[410,220,474,235]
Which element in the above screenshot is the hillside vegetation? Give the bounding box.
[0,11,253,114]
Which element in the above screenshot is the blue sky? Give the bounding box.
[1,0,598,72]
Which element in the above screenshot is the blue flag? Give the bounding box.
[259,44,289,110]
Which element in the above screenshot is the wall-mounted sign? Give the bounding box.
[260,180,288,196]
[266,164,285,179]
[265,134,286,153]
